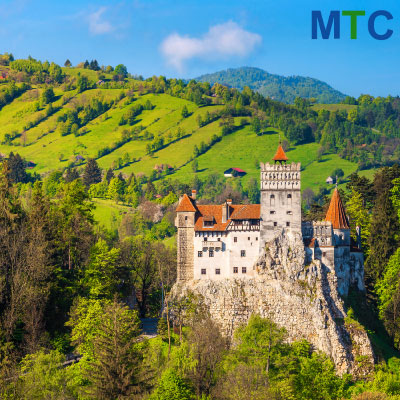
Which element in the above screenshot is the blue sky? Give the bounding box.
[1,0,400,97]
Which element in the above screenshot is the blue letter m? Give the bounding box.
[312,11,340,39]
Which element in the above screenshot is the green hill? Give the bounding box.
[196,66,346,104]
[0,56,393,225]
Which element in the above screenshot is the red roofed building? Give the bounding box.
[224,167,247,177]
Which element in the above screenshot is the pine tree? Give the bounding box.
[366,165,400,283]
[82,158,102,188]
[86,299,148,399]
[105,168,114,184]
[64,167,80,183]
[7,152,29,183]
[64,59,71,67]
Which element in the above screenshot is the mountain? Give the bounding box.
[196,67,346,104]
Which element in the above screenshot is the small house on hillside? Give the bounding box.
[224,167,247,177]
[326,176,336,185]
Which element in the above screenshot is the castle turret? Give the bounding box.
[175,193,197,281]
[260,144,302,244]
[325,188,350,246]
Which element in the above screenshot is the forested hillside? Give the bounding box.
[3,54,400,398]
[196,66,347,104]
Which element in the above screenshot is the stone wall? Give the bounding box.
[169,231,374,376]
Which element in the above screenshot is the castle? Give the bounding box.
[175,144,364,296]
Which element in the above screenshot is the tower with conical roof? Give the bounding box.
[325,188,351,247]
[260,143,302,244]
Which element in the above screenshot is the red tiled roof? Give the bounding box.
[273,144,288,161]
[325,189,349,229]
[230,204,260,220]
[176,194,197,212]
[232,167,246,173]
[194,204,260,231]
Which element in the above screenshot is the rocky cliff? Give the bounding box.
[169,231,374,376]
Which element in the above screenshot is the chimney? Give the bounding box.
[191,190,197,201]
[226,199,232,219]
[222,202,227,223]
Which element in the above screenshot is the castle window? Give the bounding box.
[233,267,238,273]
[215,268,220,275]
[198,251,203,257]
[287,211,292,215]
[322,252,326,257]
[201,269,206,275]
[218,238,221,241]
[204,237,207,242]
[241,250,246,257]
[242,267,247,274]
[256,237,258,241]
[248,237,250,240]
[185,216,188,220]
[270,194,275,206]
[273,222,277,227]
[286,222,290,227]
[270,210,276,214]
[209,249,214,257]
[287,194,292,199]
[234,237,237,243]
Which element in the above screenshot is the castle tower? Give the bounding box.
[175,191,197,281]
[260,144,302,244]
[325,188,350,246]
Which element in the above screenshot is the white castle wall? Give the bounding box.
[193,230,260,280]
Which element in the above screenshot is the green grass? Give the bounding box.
[171,125,359,192]
[92,198,132,231]
[311,103,357,112]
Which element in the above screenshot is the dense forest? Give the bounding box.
[3,55,400,398]
[196,66,347,104]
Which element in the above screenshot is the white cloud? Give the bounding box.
[160,21,262,70]
[88,7,113,35]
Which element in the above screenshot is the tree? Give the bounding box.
[64,167,80,183]
[293,352,347,400]
[114,64,128,79]
[191,159,198,173]
[246,178,260,203]
[251,117,261,135]
[54,179,95,271]
[107,177,125,203]
[17,350,76,399]
[105,167,114,184]
[181,105,189,118]
[233,315,287,384]
[64,59,72,67]
[82,158,102,188]
[41,87,55,105]
[83,239,122,299]
[187,317,227,397]
[119,236,158,317]
[85,299,146,399]
[376,248,400,346]
[302,187,315,208]
[346,190,370,251]
[150,369,194,400]
[366,166,400,283]
[331,168,344,180]
[7,152,29,183]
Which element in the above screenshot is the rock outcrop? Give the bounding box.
[169,231,374,376]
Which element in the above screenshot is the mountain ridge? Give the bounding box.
[195,66,347,104]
